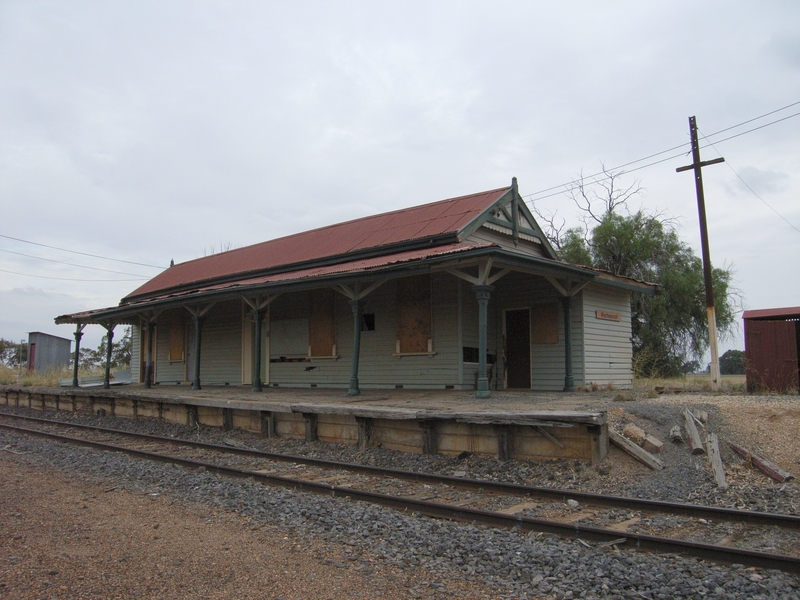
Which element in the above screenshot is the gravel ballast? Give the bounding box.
[2,396,799,599]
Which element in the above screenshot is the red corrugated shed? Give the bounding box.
[742,307,800,320]
[743,306,800,393]
[126,187,509,301]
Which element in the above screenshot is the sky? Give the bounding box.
[1,1,798,356]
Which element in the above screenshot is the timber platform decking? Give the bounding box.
[0,385,608,463]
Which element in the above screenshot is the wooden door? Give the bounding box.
[505,309,531,389]
[139,326,156,384]
[745,319,799,392]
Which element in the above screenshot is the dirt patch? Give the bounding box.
[0,455,488,600]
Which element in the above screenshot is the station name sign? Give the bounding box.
[595,310,621,322]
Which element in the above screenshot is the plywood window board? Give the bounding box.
[532,303,559,344]
[309,288,336,356]
[396,274,432,354]
[168,319,185,361]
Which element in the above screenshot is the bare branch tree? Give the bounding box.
[202,240,236,257]
[569,163,643,225]
[531,163,643,254]
[529,207,569,252]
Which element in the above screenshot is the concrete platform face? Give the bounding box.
[1,385,608,463]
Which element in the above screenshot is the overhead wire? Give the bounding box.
[698,127,800,236]
[0,268,148,282]
[522,101,800,202]
[0,233,165,269]
[0,247,151,277]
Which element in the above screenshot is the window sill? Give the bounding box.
[270,355,340,363]
[392,351,438,357]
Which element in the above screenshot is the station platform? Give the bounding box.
[0,385,608,463]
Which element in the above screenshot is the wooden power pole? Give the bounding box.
[676,115,724,391]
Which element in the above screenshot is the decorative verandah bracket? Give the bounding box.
[71,323,87,388]
[335,281,388,397]
[184,302,216,391]
[445,257,512,287]
[241,294,281,392]
[544,276,590,392]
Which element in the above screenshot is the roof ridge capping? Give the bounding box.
[122,184,513,302]
[160,185,512,269]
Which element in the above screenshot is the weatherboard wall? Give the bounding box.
[197,300,242,385]
[268,273,462,388]
[581,284,633,388]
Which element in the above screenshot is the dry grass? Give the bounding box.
[634,374,747,394]
[0,365,110,387]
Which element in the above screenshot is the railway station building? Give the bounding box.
[56,180,657,396]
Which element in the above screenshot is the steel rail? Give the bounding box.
[2,421,800,574]
[1,412,799,530]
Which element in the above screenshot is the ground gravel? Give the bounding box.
[2,393,799,599]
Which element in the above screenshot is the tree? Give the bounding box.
[719,349,746,375]
[0,338,27,368]
[73,326,132,370]
[535,168,738,378]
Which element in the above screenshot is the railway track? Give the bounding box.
[2,411,799,574]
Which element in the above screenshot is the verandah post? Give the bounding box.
[102,324,115,389]
[144,321,154,388]
[473,285,494,399]
[72,324,84,388]
[348,299,363,396]
[192,314,203,390]
[252,308,265,392]
[562,295,575,392]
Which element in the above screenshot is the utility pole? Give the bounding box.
[676,115,724,391]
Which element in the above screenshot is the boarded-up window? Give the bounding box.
[309,288,336,356]
[397,274,432,353]
[532,303,559,344]
[169,319,185,361]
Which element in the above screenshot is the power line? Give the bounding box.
[703,100,800,139]
[523,101,800,202]
[701,111,800,147]
[0,233,165,269]
[0,247,151,277]
[698,128,800,236]
[0,267,147,282]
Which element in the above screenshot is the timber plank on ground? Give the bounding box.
[609,429,664,471]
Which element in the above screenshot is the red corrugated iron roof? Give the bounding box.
[742,306,800,320]
[108,242,492,311]
[125,186,510,301]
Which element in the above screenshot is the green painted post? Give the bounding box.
[144,321,154,388]
[562,296,575,391]
[192,315,203,390]
[348,299,362,396]
[103,325,115,389]
[252,308,264,392]
[473,285,494,399]
[72,325,83,388]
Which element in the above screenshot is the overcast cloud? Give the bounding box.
[1,1,798,354]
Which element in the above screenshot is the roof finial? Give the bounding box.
[170,259,174,267]
[511,177,518,192]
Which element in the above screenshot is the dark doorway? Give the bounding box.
[139,326,156,384]
[505,309,531,389]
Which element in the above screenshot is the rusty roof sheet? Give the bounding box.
[125,186,509,301]
[65,242,492,319]
[743,306,800,320]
